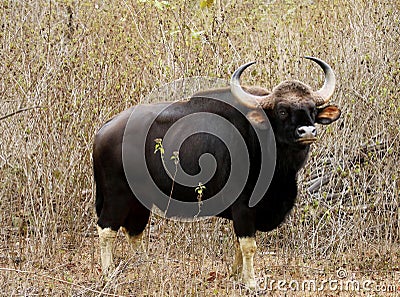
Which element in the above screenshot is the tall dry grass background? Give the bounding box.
[0,0,399,296]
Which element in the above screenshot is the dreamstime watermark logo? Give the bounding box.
[336,267,348,279]
[121,77,276,221]
[233,268,398,293]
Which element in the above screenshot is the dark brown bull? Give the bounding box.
[93,57,341,289]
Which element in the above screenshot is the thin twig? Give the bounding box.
[0,267,125,297]
[0,106,43,121]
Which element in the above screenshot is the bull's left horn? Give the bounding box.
[230,62,270,109]
[304,56,336,106]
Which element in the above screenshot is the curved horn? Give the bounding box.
[230,62,271,109]
[304,56,336,106]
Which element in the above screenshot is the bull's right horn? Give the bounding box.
[304,56,336,106]
[230,62,273,109]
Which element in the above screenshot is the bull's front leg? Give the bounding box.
[232,205,257,289]
[232,240,243,277]
[238,236,257,289]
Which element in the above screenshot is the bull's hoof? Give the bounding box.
[244,278,257,290]
[230,267,242,280]
[101,264,117,282]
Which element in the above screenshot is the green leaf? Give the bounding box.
[154,139,165,155]
[200,0,213,9]
[154,0,170,10]
[195,182,206,194]
[191,30,205,40]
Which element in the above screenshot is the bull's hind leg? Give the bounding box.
[121,227,145,252]
[97,225,117,277]
[122,206,150,254]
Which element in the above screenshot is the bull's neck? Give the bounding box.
[275,143,310,175]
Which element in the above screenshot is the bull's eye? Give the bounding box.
[278,110,288,118]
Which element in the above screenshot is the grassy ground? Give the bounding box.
[0,0,399,295]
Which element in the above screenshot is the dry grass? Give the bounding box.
[0,0,399,296]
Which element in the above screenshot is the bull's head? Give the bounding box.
[231,57,341,147]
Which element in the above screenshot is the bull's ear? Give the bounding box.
[316,105,341,125]
[246,110,270,130]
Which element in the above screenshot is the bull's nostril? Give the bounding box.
[296,128,303,137]
[296,126,316,138]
